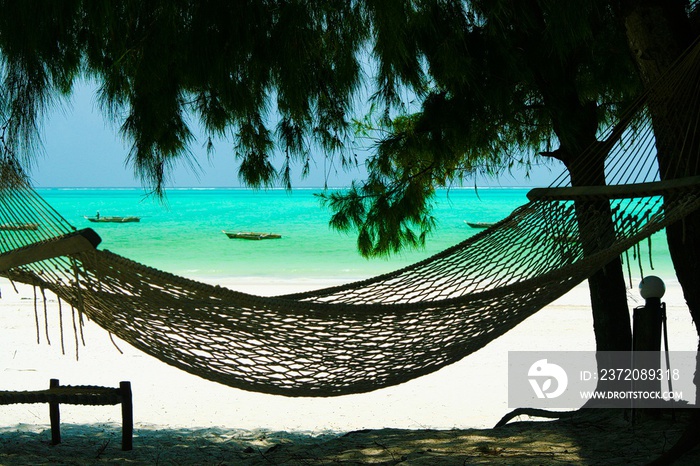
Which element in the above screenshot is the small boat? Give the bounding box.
[465,221,495,229]
[0,223,39,231]
[85,216,141,223]
[223,231,282,240]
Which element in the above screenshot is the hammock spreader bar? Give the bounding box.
[527,175,700,201]
[0,228,101,272]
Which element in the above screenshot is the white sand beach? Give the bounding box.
[1,276,699,464]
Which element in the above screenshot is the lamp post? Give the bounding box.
[633,275,666,405]
[634,275,665,352]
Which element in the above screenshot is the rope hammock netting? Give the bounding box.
[1,39,700,397]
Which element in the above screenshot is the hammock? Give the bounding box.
[2,40,700,398]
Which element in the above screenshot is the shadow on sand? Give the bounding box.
[1,410,699,465]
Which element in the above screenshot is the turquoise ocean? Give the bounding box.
[38,187,675,284]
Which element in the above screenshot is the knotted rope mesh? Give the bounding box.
[2,39,700,397]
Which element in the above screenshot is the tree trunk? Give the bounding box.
[621,0,700,337]
[516,3,633,357]
[563,142,633,395]
[568,153,633,353]
[548,99,633,355]
[538,73,637,394]
[619,0,700,461]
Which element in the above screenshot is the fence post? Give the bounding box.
[49,379,61,445]
[120,381,133,451]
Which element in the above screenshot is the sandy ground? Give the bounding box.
[1,410,699,465]
[2,276,699,464]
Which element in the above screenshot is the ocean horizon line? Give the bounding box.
[36,184,539,191]
[31,185,675,282]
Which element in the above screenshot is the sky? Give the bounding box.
[30,80,562,189]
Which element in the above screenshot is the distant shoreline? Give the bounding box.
[34,185,540,191]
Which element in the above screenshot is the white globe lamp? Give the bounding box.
[639,275,665,300]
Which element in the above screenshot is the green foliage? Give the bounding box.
[319,112,442,257]
[0,1,645,257]
[320,0,642,257]
[0,1,81,166]
[0,0,369,193]
[318,181,437,257]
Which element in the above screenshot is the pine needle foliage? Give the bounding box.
[0,0,368,194]
[0,1,643,256]
[320,0,642,256]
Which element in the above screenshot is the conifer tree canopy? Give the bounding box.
[0,0,368,194]
[0,1,686,256]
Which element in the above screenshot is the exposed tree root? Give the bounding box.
[494,407,581,428]
[496,406,700,465]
